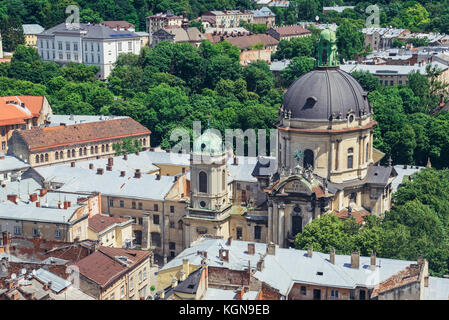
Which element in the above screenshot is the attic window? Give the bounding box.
[316,271,323,276]
[187,284,195,289]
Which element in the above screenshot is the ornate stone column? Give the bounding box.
[278,203,285,247]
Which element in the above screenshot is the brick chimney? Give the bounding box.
[7,194,17,204]
[307,246,313,258]
[71,162,75,167]
[350,251,360,269]
[108,157,113,166]
[329,248,335,264]
[36,202,40,207]
[123,154,128,160]
[219,248,229,262]
[226,236,233,246]
[409,264,421,277]
[29,193,38,202]
[134,170,141,179]
[267,242,276,255]
[247,243,255,255]
[120,171,126,177]
[233,156,238,165]
[106,165,112,171]
[89,163,94,170]
[135,150,140,156]
[97,168,104,175]
[370,251,376,269]
[156,174,161,180]
[39,189,47,197]
[257,257,265,271]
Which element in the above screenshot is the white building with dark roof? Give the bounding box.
[37,23,141,79]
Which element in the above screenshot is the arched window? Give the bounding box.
[143,139,146,146]
[350,192,357,203]
[60,151,64,159]
[79,148,83,156]
[106,144,109,152]
[67,150,71,158]
[35,155,40,164]
[347,148,354,169]
[303,149,314,169]
[55,152,59,160]
[95,146,98,154]
[40,154,44,162]
[199,171,207,193]
[45,153,48,162]
[84,147,87,155]
[91,146,94,154]
[101,145,105,153]
[222,170,226,191]
[72,149,75,157]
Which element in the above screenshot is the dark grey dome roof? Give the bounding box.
[282,67,370,121]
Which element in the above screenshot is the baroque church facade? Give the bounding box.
[182,29,396,249]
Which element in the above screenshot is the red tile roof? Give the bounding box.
[88,214,130,233]
[371,264,421,298]
[332,208,370,224]
[16,117,151,151]
[74,247,150,288]
[0,96,45,126]
[273,25,311,36]
[223,34,279,49]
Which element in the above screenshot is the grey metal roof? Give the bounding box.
[423,277,449,300]
[340,61,448,76]
[251,7,275,18]
[365,165,393,185]
[282,67,370,121]
[34,268,72,293]
[0,202,74,223]
[46,114,128,127]
[391,165,424,193]
[39,23,140,39]
[22,24,45,35]
[0,153,30,173]
[227,156,258,183]
[163,237,415,296]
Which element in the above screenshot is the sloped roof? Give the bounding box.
[16,118,150,151]
[224,34,278,49]
[88,214,130,233]
[22,24,45,35]
[272,25,311,36]
[102,21,135,30]
[39,23,139,39]
[0,96,45,126]
[75,247,150,288]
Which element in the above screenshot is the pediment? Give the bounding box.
[274,176,313,196]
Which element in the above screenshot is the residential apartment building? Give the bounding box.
[74,246,151,300]
[267,25,312,41]
[146,11,183,41]
[0,96,53,153]
[7,117,151,167]
[37,23,141,79]
[22,24,45,47]
[250,7,276,27]
[157,237,449,300]
[151,27,205,47]
[201,10,254,28]
[88,214,133,248]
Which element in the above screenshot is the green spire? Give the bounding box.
[317,28,339,67]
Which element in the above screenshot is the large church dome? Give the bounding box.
[281,67,371,121]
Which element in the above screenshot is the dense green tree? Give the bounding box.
[281,57,315,87]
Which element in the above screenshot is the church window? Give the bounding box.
[199,171,207,193]
[236,227,243,240]
[200,201,206,208]
[303,149,314,169]
[45,153,48,162]
[35,155,40,164]
[347,148,354,169]
[40,154,44,163]
[60,151,64,159]
[254,226,262,240]
[55,152,59,160]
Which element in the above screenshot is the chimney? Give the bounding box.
[150,148,155,152]
[29,193,38,202]
[267,242,276,255]
[370,251,376,269]
[329,248,335,264]
[135,170,142,179]
[97,168,104,175]
[307,246,313,258]
[182,167,186,174]
[39,189,47,197]
[71,162,75,167]
[257,257,265,271]
[182,258,190,277]
[171,277,178,288]
[36,202,40,207]
[156,174,161,180]
[219,248,229,262]
[63,201,69,210]
[166,149,171,153]
[108,157,114,167]
[247,243,255,255]
[106,165,112,171]
[409,264,421,277]
[350,251,360,269]
[7,194,17,204]
[233,156,238,165]
[226,236,233,246]
[89,163,94,170]
[135,151,140,156]
[120,171,126,177]
[236,287,245,300]
[123,154,128,160]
